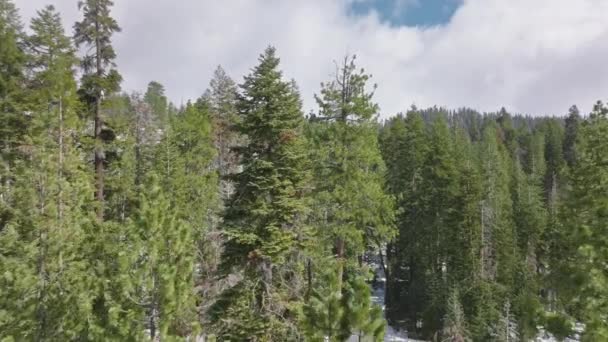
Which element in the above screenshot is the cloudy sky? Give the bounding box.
[14,0,608,117]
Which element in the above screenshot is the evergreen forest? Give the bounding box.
[1,1,608,341]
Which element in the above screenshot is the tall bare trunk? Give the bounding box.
[36,178,48,340]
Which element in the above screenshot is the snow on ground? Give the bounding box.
[534,323,583,342]
[370,285,424,342]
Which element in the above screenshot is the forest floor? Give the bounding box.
[371,285,421,342]
[346,283,420,341]
[347,259,423,342]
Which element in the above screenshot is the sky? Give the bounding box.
[350,0,462,26]
[14,0,608,118]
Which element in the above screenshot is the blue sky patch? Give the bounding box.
[350,0,462,27]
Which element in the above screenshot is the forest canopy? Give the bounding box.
[1,1,608,341]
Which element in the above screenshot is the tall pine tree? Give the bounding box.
[210,47,310,341]
[306,55,394,340]
[0,5,95,339]
[561,101,608,340]
[74,0,122,220]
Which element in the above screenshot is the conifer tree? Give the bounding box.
[74,0,122,219]
[0,5,95,339]
[0,0,27,231]
[442,288,469,342]
[128,175,201,340]
[153,101,219,330]
[144,81,169,126]
[307,54,394,338]
[202,66,240,200]
[449,126,483,320]
[302,263,385,341]
[563,105,580,168]
[193,68,240,327]
[210,47,310,340]
[471,123,517,340]
[378,113,410,320]
[541,119,565,208]
[411,114,460,336]
[380,109,428,328]
[511,154,545,339]
[155,101,218,236]
[561,101,608,340]
[102,94,139,222]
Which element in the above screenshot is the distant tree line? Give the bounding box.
[1,1,607,341]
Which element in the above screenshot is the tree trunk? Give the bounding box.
[36,180,48,340]
[378,242,390,305]
[150,273,161,342]
[150,303,161,342]
[94,10,104,221]
[335,237,345,291]
[306,258,312,299]
[58,96,64,221]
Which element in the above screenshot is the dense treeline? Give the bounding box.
[1,1,607,341]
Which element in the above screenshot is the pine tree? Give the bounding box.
[561,101,608,340]
[193,68,240,329]
[511,153,545,339]
[144,81,169,126]
[128,175,201,340]
[210,47,310,340]
[378,113,411,322]
[413,114,460,336]
[307,54,394,338]
[155,101,218,239]
[0,0,27,232]
[153,101,219,331]
[302,263,385,341]
[0,5,95,339]
[201,65,240,200]
[449,126,483,324]
[74,0,122,220]
[471,123,517,341]
[563,105,580,169]
[442,288,469,342]
[542,119,564,208]
[379,109,429,330]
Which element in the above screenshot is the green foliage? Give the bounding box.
[305,54,394,340]
[0,5,97,339]
[544,312,573,341]
[380,110,429,325]
[561,101,608,340]
[302,265,385,342]
[154,100,219,334]
[201,65,240,200]
[144,81,169,125]
[74,0,122,220]
[129,175,201,339]
[442,288,469,342]
[309,54,395,261]
[1,2,606,340]
[212,46,310,340]
[73,0,122,98]
[0,0,27,231]
[563,105,580,168]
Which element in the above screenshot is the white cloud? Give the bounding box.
[14,0,608,117]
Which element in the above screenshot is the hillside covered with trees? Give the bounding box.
[1,1,608,341]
